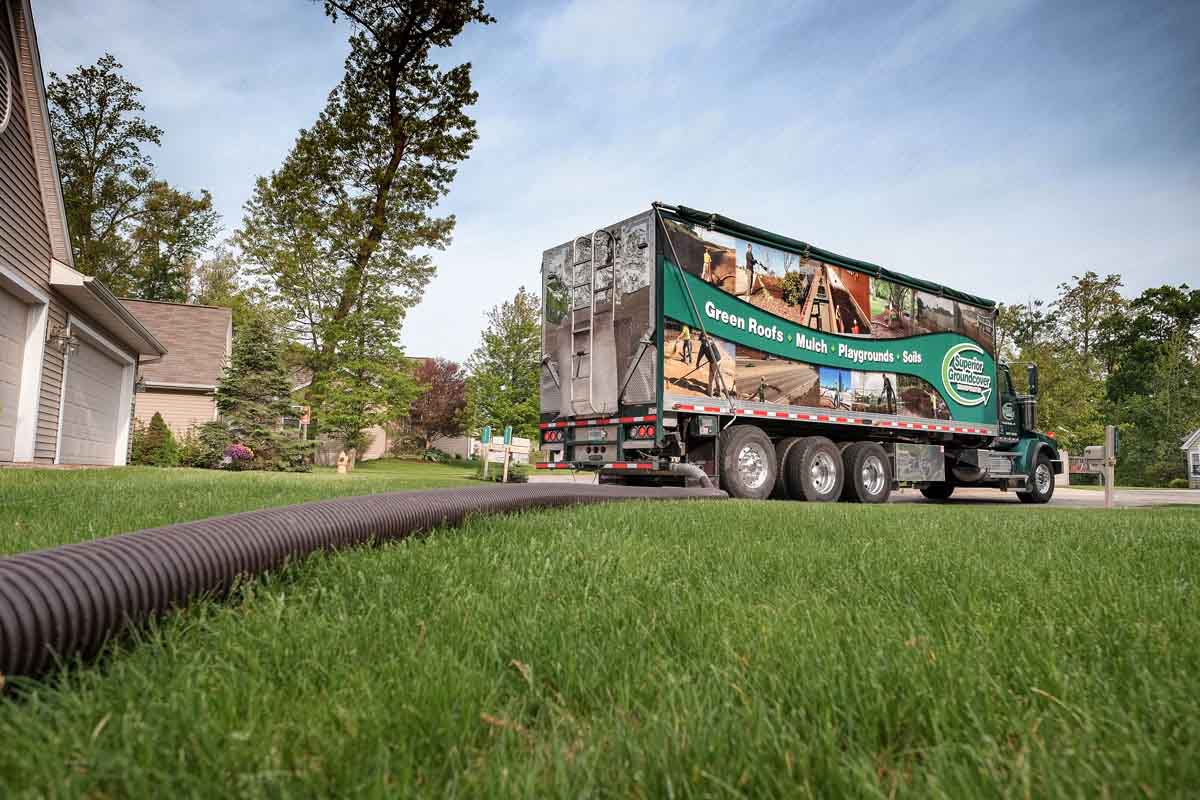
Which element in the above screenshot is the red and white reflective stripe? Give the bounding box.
[672,402,994,436]
[875,420,991,434]
[539,414,656,430]
[731,407,864,424]
[534,461,656,470]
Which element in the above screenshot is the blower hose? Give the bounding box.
[0,483,723,680]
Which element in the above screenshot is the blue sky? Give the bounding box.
[37,0,1200,361]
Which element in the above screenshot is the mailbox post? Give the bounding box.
[1079,425,1119,509]
[480,426,492,479]
[1104,424,1117,510]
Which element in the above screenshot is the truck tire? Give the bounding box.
[785,436,844,502]
[840,442,892,503]
[1017,453,1055,504]
[772,436,810,499]
[719,425,776,500]
[920,483,955,501]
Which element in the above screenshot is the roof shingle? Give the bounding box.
[122,299,232,388]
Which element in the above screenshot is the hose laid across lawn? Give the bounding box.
[0,483,723,681]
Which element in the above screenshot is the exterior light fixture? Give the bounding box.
[48,325,80,355]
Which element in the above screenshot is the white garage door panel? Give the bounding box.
[60,338,124,465]
[0,288,28,462]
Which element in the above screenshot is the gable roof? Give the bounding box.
[122,299,232,389]
[1183,429,1200,452]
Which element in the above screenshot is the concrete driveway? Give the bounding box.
[532,472,1200,508]
[889,485,1200,508]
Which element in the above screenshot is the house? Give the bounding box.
[0,0,165,467]
[122,299,232,437]
[1182,429,1200,490]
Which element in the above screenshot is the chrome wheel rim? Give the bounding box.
[1035,463,1053,494]
[809,451,838,495]
[737,443,770,490]
[861,455,886,496]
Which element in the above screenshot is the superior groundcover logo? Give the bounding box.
[942,343,993,406]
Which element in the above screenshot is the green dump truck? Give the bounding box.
[536,203,1061,503]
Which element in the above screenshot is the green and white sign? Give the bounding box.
[662,262,997,424]
[942,343,993,406]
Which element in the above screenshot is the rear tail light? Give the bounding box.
[628,424,655,440]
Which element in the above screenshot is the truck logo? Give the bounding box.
[1002,403,1016,423]
[942,343,993,407]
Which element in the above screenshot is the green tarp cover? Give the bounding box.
[664,204,997,310]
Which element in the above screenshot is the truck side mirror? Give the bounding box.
[1027,364,1039,397]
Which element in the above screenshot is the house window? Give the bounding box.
[1192,451,1200,477]
[0,59,12,136]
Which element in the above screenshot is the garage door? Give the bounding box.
[0,288,28,462]
[60,336,125,465]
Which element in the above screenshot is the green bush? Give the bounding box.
[130,413,178,466]
[422,447,450,463]
[1168,477,1191,489]
[473,460,529,483]
[178,421,233,469]
[781,271,807,306]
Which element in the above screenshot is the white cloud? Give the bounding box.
[534,0,720,68]
[34,0,1200,365]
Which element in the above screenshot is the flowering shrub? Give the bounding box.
[222,443,255,470]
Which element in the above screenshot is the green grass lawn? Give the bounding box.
[0,458,476,556]
[1,469,1199,797]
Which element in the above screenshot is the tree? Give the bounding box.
[130,182,221,301]
[408,358,467,449]
[995,299,1052,363]
[1053,271,1123,367]
[466,288,540,439]
[130,412,178,466]
[238,0,492,445]
[49,54,220,298]
[1097,284,1200,484]
[1098,285,1200,402]
[48,54,160,291]
[214,315,311,471]
[192,247,272,330]
[315,295,422,456]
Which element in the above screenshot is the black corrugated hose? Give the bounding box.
[0,483,723,681]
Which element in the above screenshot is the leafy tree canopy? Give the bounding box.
[48,54,220,299]
[237,0,492,449]
[408,357,467,450]
[466,287,540,440]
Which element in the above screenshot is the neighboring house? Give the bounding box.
[0,0,165,467]
[122,299,232,437]
[1183,429,1200,490]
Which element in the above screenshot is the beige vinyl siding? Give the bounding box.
[9,1,71,264]
[0,7,59,462]
[0,6,52,292]
[134,390,217,438]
